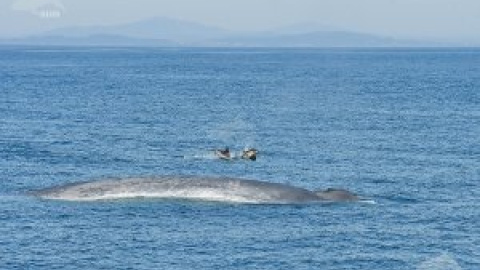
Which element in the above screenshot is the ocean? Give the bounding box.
[0,46,479,269]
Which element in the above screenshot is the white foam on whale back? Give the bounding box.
[37,177,275,204]
[43,188,263,203]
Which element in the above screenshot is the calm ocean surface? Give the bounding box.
[1,47,479,269]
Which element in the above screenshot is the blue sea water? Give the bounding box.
[0,46,479,269]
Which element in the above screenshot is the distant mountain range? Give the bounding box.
[1,34,174,47]
[0,17,444,47]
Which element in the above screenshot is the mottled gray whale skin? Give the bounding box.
[33,175,359,204]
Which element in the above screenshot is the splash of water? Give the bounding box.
[417,253,462,270]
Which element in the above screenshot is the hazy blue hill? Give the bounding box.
[0,17,444,47]
[265,22,341,35]
[214,31,406,47]
[0,34,175,47]
[44,17,231,43]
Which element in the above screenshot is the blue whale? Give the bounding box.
[33,175,360,204]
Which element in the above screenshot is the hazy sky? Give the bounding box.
[1,0,480,42]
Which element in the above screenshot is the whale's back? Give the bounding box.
[34,176,321,204]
